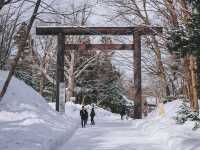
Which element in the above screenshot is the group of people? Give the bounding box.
[80,103,149,128]
[80,106,95,128]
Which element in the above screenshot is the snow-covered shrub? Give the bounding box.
[192,121,200,131]
[175,98,200,130]
[175,98,190,124]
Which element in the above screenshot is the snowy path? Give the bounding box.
[59,119,166,150]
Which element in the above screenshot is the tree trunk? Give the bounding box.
[66,51,75,102]
[67,73,75,101]
[165,0,179,27]
[152,36,170,97]
[0,0,41,101]
[189,54,198,112]
[184,55,192,101]
[183,54,199,112]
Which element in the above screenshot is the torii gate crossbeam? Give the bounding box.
[36,26,162,119]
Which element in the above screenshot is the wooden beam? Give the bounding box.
[36,26,162,35]
[65,44,134,50]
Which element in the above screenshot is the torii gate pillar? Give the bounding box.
[56,33,65,112]
[133,31,142,119]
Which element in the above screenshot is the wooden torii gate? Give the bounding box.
[36,26,162,119]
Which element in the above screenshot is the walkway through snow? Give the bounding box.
[59,119,166,150]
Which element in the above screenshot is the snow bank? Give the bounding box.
[0,71,79,150]
[148,100,180,118]
[132,100,200,150]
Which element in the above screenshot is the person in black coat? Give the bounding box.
[85,108,88,125]
[90,108,95,125]
[80,106,87,128]
[120,106,126,120]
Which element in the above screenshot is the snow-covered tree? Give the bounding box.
[167,0,200,112]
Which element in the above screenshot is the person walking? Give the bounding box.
[85,108,88,125]
[120,106,126,120]
[90,108,95,125]
[80,106,87,128]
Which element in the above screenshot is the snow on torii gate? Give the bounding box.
[36,26,162,119]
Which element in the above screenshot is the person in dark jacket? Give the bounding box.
[120,106,126,120]
[90,108,95,125]
[85,108,88,125]
[80,106,87,128]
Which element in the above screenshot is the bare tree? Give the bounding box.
[105,0,171,97]
[0,0,25,69]
[63,2,99,102]
[31,1,102,102]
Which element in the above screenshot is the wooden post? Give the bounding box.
[56,33,65,112]
[133,31,142,119]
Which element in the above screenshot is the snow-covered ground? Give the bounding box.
[1,70,200,150]
[59,100,200,150]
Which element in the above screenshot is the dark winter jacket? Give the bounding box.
[90,109,95,118]
[120,107,126,116]
[86,110,88,119]
[80,109,88,120]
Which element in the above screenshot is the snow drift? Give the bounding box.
[0,71,78,150]
[135,100,200,150]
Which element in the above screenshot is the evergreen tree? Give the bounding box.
[13,23,54,101]
[170,2,200,125]
[76,51,126,113]
[189,1,200,97]
[14,23,39,91]
[176,98,191,124]
[167,1,200,112]
[176,97,200,130]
